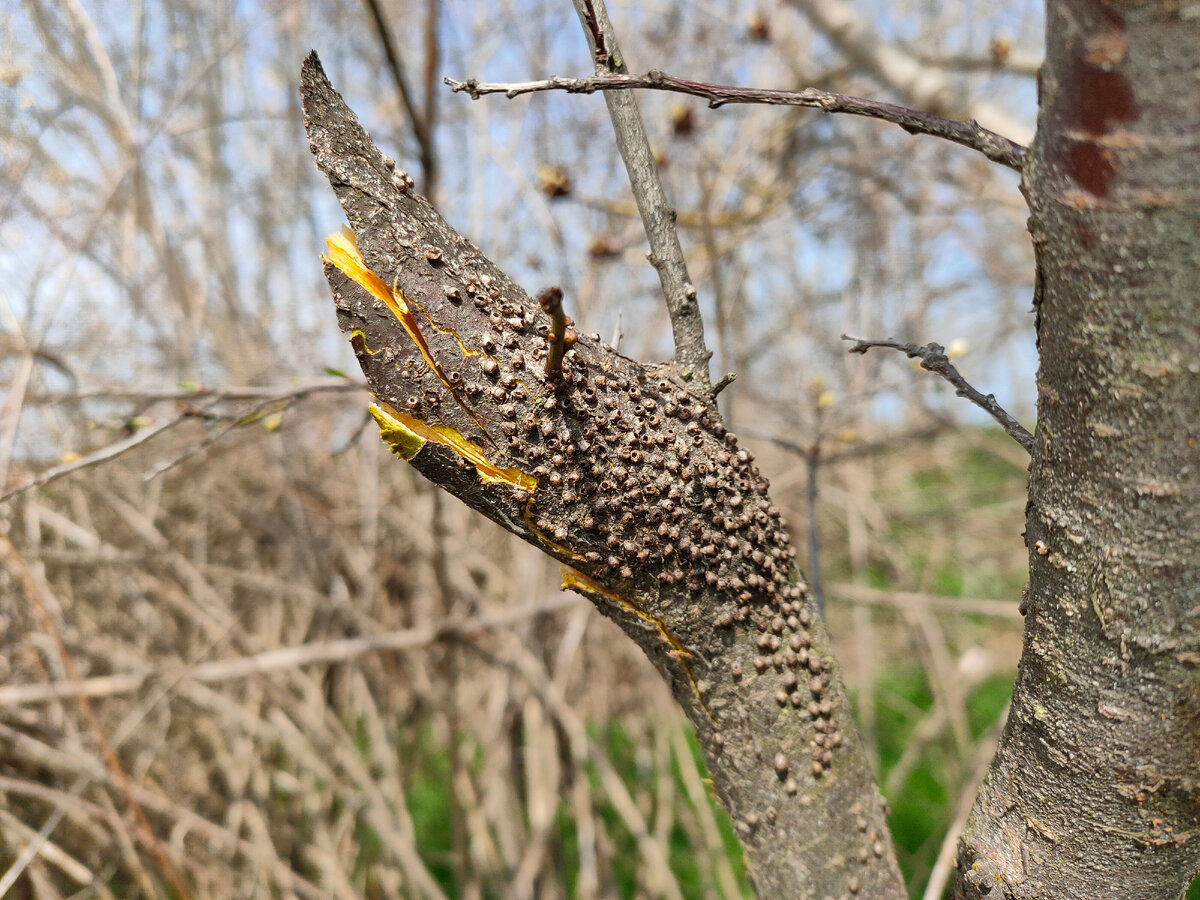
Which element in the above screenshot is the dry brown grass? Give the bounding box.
[0,0,1041,892]
[0,389,1027,899]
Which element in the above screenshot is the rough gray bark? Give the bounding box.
[301,52,905,900]
[954,2,1200,898]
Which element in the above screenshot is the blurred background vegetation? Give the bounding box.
[0,0,1091,896]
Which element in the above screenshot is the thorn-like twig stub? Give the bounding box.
[842,334,1035,454]
[712,372,737,397]
[539,286,577,380]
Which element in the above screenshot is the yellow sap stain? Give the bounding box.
[560,568,714,722]
[402,290,493,362]
[369,403,425,460]
[325,228,497,445]
[370,402,537,490]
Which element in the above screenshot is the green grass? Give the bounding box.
[377,715,752,898]
[382,666,1018,899]
[402,720,458,893]
[869,663,1014,896]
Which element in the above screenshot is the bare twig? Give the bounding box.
[362,0,436,196]
[750,421,951,467]
[711,372,736,396]
[799,381,832,617]
[0,416,190,503]
[1,379,364,501]
[908,46,1042,78]
[445,70,1026,171]
[827,582,1024,619]
[562,2,714,393]
[0,593,584,707]
[842,335,1034,453]
[24,377,364,406]
[805,443,825,616]
[537,287,578,380]
[420,0,440,200]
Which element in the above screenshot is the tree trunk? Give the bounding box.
[300,53,906,900]
[954,2,1200,897]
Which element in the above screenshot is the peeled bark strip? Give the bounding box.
[300,52,904,899]
[955,3,1200,898]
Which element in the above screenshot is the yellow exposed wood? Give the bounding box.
[370,402,537,490]
[560,568,713,721]
[324,228,496,443]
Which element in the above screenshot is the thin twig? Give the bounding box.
[24,377,364,405]
[0,416,189,503]
[842,335,1034,453]
[1,379,365,501]
[711,372,736,396]
[750,421,950,467]
[908,46,1042,78]
[805,443,825,616]
[561,3,714,393]
[420,0,440,200]
[445,70,1026,171]
[362,0,435,195]
[0,593,585,707]
[141,391,297,483]
[827,582,1023,619]
[537,287,578,380]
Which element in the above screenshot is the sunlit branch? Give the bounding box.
[445,70,1026,170]
[841,335,1034,453]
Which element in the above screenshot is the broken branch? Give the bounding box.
[301,50,905,899]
